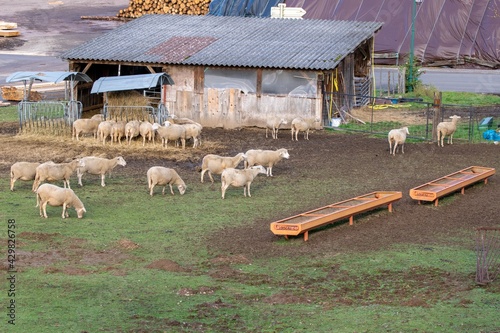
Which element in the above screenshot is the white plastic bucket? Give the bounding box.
[330,118,341,127]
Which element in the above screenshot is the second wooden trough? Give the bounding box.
[270,191,402,241]
[409,166,495,206]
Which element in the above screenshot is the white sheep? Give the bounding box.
[291,117,321,141]
[220,165,267,199]
[10,161,40,191]
[77,156,127,187]
[200,153,247,183]
[36,183,86,219]
[181,123,203,148]
[244,148,290,176]
[125,120,141,145]
[72,118,101,141]
[266,117,288,139]
[32,159,84,192]
[147,166,187,196]
[152,122,186,149]
[388,127,410,155]
[167,115,201,126]
[139,121,155,146]
[91,114,105,121]
[437,115,461,147]
[97,120,115,145]
[111,121,127,145]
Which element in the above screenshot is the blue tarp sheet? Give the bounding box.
[91,73,174,94]
[6,71,92,83]
[208,0,282,17]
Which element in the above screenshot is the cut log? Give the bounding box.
[0,30,20,37]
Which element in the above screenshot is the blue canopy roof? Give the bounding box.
[6,71,92,83]
[91,73,174,94]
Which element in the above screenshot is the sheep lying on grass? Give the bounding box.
[72,118,101,141]
[139,121,155,146]
[36,183,86,219]
[200,153,247,183]
[221,165,267,199]
[77,156,127,187]
[152,122,186,149]
[147,166,186,196]
[266,117,288,139]
[388,127,410,155]
[125,120,141,145]
[10,162,40,191]
[437,115,461,147]
[291,117,320,141]
[244,148,290,176]
[32,159,84,192]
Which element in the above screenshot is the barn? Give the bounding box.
[61,14,383,129]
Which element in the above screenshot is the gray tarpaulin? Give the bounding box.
[215,0,500,67]
[91,73,174,94]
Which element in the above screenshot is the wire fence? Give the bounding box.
[323,92,500,143]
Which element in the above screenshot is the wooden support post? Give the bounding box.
[349,215,354,225]
[432,91,442,142]
[304,231,309,241]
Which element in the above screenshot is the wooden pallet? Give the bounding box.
[270,191,402,241]
[409,166,495,206]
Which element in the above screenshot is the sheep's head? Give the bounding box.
[403,127,410,135]
[76,207,86,219]
[252,165,267,174]
[178,184,186,195]
[117,156,127,166]
[278,148,290,159]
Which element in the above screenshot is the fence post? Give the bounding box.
[432,91,442,142]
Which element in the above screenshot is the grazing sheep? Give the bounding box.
[147,166,187,196]
[181,123,203,148]
[152,121,186,149]
[36,183,86,219]
[32,159,84,192]
[388,127,410,155]
[111,121,127,145]
[220,165,267,199]
[200,153,247,183]
[139,121,155,146]
[266,117,288,139]
[77,156,127,187]
[244,148,290,176]
[437,115,461,147]
[291,117,321,141]
[125,120,141,145]
[72,118,101,141]
[97,120,115,145]
[10,161,40,191]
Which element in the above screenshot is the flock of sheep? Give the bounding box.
[387,115,461,155]
[10,112,462,219]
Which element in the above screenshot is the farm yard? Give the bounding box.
[0,116,499,332]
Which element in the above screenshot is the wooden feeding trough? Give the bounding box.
[409,166,495,206]
[270,191,402,241]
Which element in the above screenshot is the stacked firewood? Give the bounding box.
[117,0,211,18]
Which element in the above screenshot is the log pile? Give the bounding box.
[117,0,211,18]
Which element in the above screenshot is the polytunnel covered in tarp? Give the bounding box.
[211,0,500,68]
[285,0,500,67]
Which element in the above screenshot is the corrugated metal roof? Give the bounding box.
[61,15,382,70]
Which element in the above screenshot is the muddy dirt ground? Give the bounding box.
[1,120,499,258]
